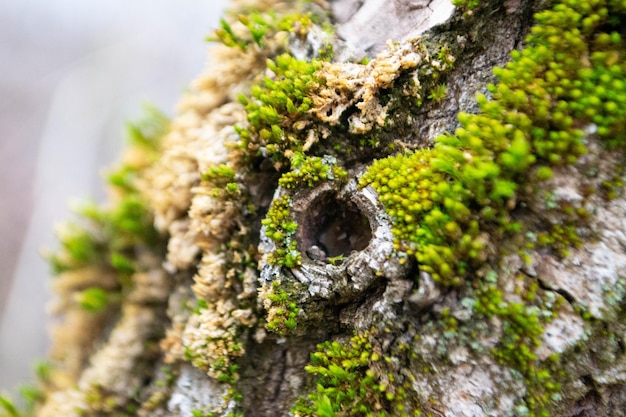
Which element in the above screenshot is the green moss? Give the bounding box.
[600,167,626,199]
[278,153,347,189]
[452,0,480,10]
[265,282,300,335]
[359,149,487,286]
[49,195,159,279]
[212,359,239,385]
[426,84,448,103]
[209,11,315,51]
[237,53,323,167]
[474,274,564,414]
[47,107,167,322]
[75,287,112,312]
[293,330,420,417]
[0,395,22,417]
[262,195,301,268]
[124,104,169,152]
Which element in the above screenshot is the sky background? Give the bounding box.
[0,0,229,396]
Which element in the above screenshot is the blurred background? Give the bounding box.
[0,0,228,397]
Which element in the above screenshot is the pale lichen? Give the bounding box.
[311,40,428,134]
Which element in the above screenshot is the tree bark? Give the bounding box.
[26,0,626,416]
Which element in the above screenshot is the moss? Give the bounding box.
[264,282,300,336]
[452,0,480,10]
[262,195,301,268]
[293,330,421,417]
[600,165,626,199]
[426,83,448,103]
[0,395,22,417]
[209,11,315,51]
[278,153,347,189]
[237,53,323,167]
[75,287,112,313]
[474,273,564,414]
[261,154,347,272]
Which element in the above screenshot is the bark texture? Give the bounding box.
[18,0,626,416]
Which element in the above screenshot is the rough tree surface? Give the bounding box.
[6,0,626,416]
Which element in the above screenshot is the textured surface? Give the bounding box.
[12,0,626,416]
[0,0,228,394]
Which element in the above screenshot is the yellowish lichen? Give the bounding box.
[312,40,427,134]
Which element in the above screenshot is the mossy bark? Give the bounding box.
[26,1,626,417]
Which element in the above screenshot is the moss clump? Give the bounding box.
[359,149,487,286]
[75,287,112,313]
[474,272,564,414]
[264,282,299,336]
[293,330,420,417]
[0,395,23,417]
[262,194,301,268]
[452,0,480,11]
[209,11,314,51]
[278,153,347,189]
[237,53,323,167]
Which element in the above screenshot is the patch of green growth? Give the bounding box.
[426,83,448,103]
[278,153,347,189]
[209,9,329,172]
[212,359,240,385]
[125,104,169,152]
[237,53,323,167]
[192,411,243,417]
[0,380,47,417]
[108,104,168,193]
[17,386,43,414]
[359,149,487,286]
[536,223,583,258]
[452,0,480,10]
[49,196,157,276]
[601,167,625,199]
[193,298,210,315]
[83,385,141,417]
[293,330,420,417]
[75,287,112,312]
[201,163,242,199]
[265,282,299,335]
[262,195,301,268]
[209,12,315,51]
[0,395,22,417]
[48,222,105,274]
[34,361,51,383]
[202,164,236,183]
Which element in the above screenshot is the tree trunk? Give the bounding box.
[24,0,626,416]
